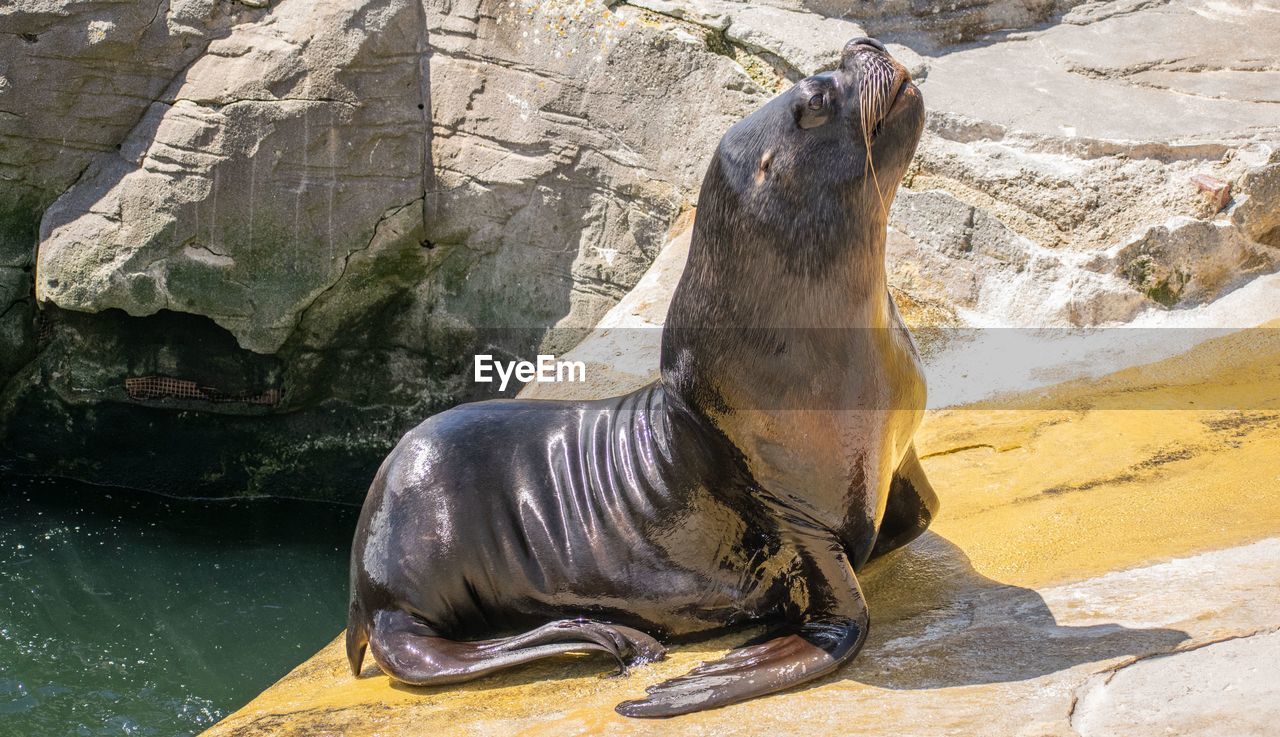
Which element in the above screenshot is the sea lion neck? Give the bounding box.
[662,149,895,326]
[658,190,898,421]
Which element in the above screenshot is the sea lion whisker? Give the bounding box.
[858,72,890,220]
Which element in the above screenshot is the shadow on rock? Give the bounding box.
[848,532,1190,689]
[371,531,1187,699]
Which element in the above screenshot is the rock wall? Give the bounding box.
[0,0,768,497]
[1,0,266,384]
[886,0,1280,326]
[2,0,1277,499]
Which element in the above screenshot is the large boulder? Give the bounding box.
[35,0,430,354]
[0,0,265,394]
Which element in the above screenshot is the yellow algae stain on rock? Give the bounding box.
[916,322,1280,589]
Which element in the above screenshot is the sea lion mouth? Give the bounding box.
[865,78,912,140]
[887,78,912,114]
[853,50,912,144]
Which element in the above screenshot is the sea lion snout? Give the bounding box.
[843,36,887,55]
[840,36,901,71]
[839,35,911,89]
[832,37,917,142]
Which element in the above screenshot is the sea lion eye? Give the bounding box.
[796,89,832,129]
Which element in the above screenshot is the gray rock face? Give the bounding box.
[0,0,770,496]
[28,0,768,359]
[802,0,1086,47]
[886,0,1280,327]
[2,0,1278,498]
[1072,629,1280,737]
[36,0,429,354]
[0,0,259,255]
[417,1,764,348]
[1,0,267,394]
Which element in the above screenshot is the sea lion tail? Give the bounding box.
[361,610,665,687]
[345,602,369,677]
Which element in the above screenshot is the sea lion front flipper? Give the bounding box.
[614,622,861,718]
[871,444,939,559]
[616,529,868,718]
[363,610,666,686]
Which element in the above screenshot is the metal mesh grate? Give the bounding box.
[37,312,55,345]
[124,376,281,406]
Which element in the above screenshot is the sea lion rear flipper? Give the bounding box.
[616,528,869,718]
[364,610,666,686]
[871,444,939,559]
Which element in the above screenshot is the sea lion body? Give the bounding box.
[349,384,789,642]
[348,37,935,717]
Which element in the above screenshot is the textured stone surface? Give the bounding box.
[0,0,259,255]
[885,0,1280,327]
[26,0,773,355]
[0,0,267,398]
[416,0,763,347]
[1072,630,1280,737]
[35,0,429,353]
[802,0,1087,48]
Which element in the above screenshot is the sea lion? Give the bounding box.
[346,36,935,718]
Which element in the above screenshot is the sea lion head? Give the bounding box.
[704,37,925,262]
[663,37,928,392]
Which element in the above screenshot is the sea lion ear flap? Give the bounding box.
[755,149,774,186]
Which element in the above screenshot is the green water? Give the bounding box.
[0,477,358,737]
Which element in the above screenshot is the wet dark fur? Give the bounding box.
[347,38,935,718]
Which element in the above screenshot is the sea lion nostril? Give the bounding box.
[847,37,887,53]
